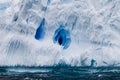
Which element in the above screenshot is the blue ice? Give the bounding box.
[53,25,71,49]
[0,3,10,14]
[47,0,51,5]
[35,18,45,40]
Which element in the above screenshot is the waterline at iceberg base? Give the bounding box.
[0,0,120,80]
[0,66,120,80]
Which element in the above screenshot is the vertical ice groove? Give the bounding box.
[7,39,21,54]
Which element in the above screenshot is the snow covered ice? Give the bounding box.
[0,0,120,67]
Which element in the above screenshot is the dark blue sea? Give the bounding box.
[0,66,120,80]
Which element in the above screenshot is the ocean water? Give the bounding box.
[0,0,120,67]
[0,66,120,80]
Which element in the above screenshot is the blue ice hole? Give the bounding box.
[53,25,71,49]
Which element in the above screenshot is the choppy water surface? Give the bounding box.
[0,66,120,80]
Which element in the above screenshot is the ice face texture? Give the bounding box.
[0,0,120,66]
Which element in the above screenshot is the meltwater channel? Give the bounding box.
[0,0,120,80]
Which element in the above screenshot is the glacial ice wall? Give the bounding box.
[0,0,120,66]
